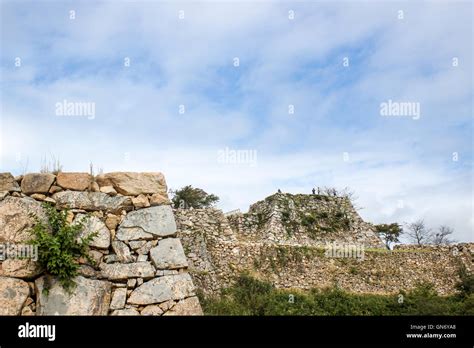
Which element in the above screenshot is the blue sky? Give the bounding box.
[0,0,472,242]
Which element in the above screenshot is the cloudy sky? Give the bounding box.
[0,0,472,242]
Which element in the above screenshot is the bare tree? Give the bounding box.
[405,219,431,245]
[431,225,456,245]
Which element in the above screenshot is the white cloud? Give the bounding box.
[0,1,472,242]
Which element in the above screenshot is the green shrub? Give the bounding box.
[29,203,98,291]
[200,274,471,316]
[301,214,316,227]
[456,263,474,297]
[171,185,219,209]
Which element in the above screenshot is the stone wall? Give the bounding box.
[0,172,202,316]
[227,193,385,248]
[175,198,473,296]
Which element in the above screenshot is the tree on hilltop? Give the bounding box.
[431,225,456,245]
[170,185,219,209]
[405,220,456,246]
[405,219,431,245]
[375,223,403,249]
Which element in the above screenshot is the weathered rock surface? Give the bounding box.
[35,276,112,315]
[0,171,203,316]
[105,214,121,230]
[100,186,117,196]
[74,214,111,249]
[0,259,42,279]
[0,173,20,192]
[140,304,164,315]
[56,172,92,191]
[163,296,203,316]
[110,288,127,310]
[111,308,139,315]
[127,273,195,305]
[0,277,30,315]
[0,197,45,243]
[150,238,188,269]
[100,262,155,280]
[149,193,171,206]
[118,206,176,238]
[111,240,133,263]
[132,194,150,209]
[115,228,154,241]
[21,173,55,194]
[96,172,167,196]
[53,191,132,213]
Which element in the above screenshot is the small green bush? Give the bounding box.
[456,263,474,297]
[200,274,471,316]
[29,203,98,291]
[301,214,316,227]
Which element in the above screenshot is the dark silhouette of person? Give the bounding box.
[312,188,316,194]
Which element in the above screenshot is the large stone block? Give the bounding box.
[53,191,132,213]
[35,275,112,315]
[96,172,168,196]
[117,206,177,238]
[150,238,188,270]
[56,172,92,191]
[0,197,45,244]
[115,228,154,241]
[109,288,127,310]
[74,214,110,249]
[0,277,30,315]
[100,262,155,280]
[21,173,55,194]
[127,273,195,305]
[0,259,42,279]
[0,173,20,192]
[0,197,45,278]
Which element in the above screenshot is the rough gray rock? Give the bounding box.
[100,262,155,280]
[117,206,177,238]
[150,238,188,269]
[0,196,44,278]
[127,273,195,305]
[111,240,133,263]
[110,288,127,310]
[21,173,55,194]
[0,276,30,315]
[53,191,132,213]
[115,228,154,241]
[74,214,111,249]
[0,197,45,244]
[35,275,112,315]
[0,173,20,192]
[136,241,155,255]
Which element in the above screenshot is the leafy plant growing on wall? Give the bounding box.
[28,203,98,292]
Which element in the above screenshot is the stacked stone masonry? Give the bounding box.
[0,172,203,316]
[175,193,473,296]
